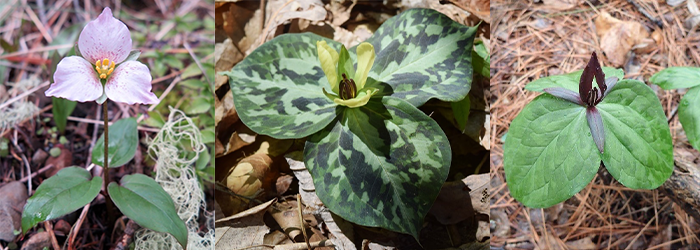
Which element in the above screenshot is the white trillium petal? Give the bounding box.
[45,56,103,102]
[104,61,159,105]
[78,7,132,64]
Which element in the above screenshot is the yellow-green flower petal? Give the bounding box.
[317,41,339,94]
[334,88,379,108]
[354,42,375,90]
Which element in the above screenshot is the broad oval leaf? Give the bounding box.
[223,33,340,139]
[678,87,700,151]
[597,80,673,189]
[525,67,624,93]
[92,117,138,168]
[304,96,450,239]
[362,8,477,107]
[649,67,700,90]
[108,174,188,249]
[21,167,102,233]
[503,95,600,208]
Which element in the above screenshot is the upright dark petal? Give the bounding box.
[579,53,596,105]
[591,52,607,97]
[586,106,605,153]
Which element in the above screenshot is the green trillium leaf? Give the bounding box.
[525,67,624,93]
[649,67,700,90]
[224,33,340,139]
[503,95,599,208]
[92,117,138,168]
[597,80,673,189]
[304,96,451,239]
[362,8,477,107]
[650,67,700,151]
[22,167,102,233]
[108,174,188,249]
[678,87,700,150]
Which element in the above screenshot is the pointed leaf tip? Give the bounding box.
[586,107,605,153]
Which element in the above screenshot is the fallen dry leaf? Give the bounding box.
[595,11,651,66]
[21,231,52,250]
[269,200,304,242]
[215,199,275,249]
[44,144,72,177]
[0,181,27,242]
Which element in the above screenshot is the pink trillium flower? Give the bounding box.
[45,7,159,105]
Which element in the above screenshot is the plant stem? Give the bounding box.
[103,101,115,226]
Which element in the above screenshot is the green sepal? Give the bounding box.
[525,67,624,93]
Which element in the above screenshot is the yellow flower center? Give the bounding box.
[95,58,115,79]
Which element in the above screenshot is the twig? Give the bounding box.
[625,0,663,27]
[297,194,310,250]
[0,44,73,60]
[183,41,211,86]
[146,76,181,114]
[0,105,51,138]
[10,130,32,196]
[110,219,140,250]
[42,113,161,133]
[0,81,50,110]
[44,221,61,250]
[17,164,54,182]
[66,203,90,250]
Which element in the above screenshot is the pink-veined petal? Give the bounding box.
[45,56,103,102]
[104,61,159,105]
[78,7,131,64]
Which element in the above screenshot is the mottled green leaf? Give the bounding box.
[525,67,624,93]
[223,33,340,139]
[51,97,77,134]
[304,96,450,239]
[503,95,599,208]
[597,80,673,189]
[678,87,700,150]
[92,118,138,168]
[649,67,700,90]
[108,174,188,249]
[22,167,102,233]
[363,8,477,107]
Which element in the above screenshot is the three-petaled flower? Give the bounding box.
[45,7,158,105]
[317,41,378,108]
[543,52,619,153]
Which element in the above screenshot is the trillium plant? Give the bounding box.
[22,8,188,249]
[223,8,476,239]
[504,52,674,208]
[650,67,700,151]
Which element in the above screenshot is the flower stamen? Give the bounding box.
[95,58,116,79]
